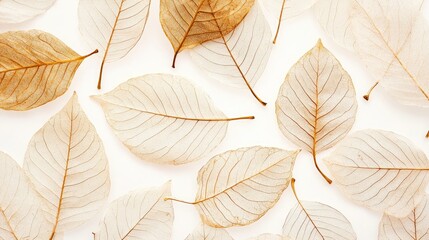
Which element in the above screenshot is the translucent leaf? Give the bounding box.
[246,233,290,240]
[185,224,234,240]
[0,0,55,23]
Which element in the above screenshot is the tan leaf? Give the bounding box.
[275,40,357,183]
[246,233,290,240]
[94,182,173,240]
[159,0,255,67]
[93,74,254,165]
[0,0,55,23]
[78,0,151,89]
[185,224,234,240]
[379,195,429,240]
[168,146,299,227]
[0,30,97,111]
[0,152,51,239]
[324,129,429,218]
[23,93,111,239]
[190,3,271,105]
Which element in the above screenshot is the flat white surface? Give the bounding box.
[0,1,428,239]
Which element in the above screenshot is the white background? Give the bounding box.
[0,1,428,239]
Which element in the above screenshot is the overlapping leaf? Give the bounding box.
[276,40,357,183]
[185,224,234,240]
[94,182,173,240]
[23,93,111,238]
[159,0,255,67]
[379,195,429,240]
[0,0,55,23]
[0,30,97,111]
[78,0,151,89]
[190,3,271,105]
[325,129,429,218]
[93,74,254,165]
[247,234,289,240]
[0,152,51,239]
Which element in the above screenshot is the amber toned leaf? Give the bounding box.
[0,152,51,239]
[159,0,255,67]
[190,4,271,105]
[185,224,234,240]
[78,0,151,89]
[168,146,299,227]
[0,0,55,23]
[275,40,357,183]
[94,182,173,240]
[93,74,254,165]
[0,30,97,111]
[23,93,110,239]
[325,129,429,218]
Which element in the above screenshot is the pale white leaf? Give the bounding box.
[325,129,429,218]
[379,195,429,240]
[0,0,55,23]
[246,233,290,240]
[93,74,254,165]
[78,0,151,88]
[191,4,272,89]
[94,182,173,240]
[263,0,319,20]
[0,152,51,239]
[23,93,111,237]
[192,146,299,228]
[283,201,357,240]
[185,224,234,240]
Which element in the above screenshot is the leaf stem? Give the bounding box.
[273,0,287,44]
[164,197,196,205]
[312,152,332,184]
[426,131,429,138]
[363,81,380,101]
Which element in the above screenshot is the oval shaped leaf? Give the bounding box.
[283,201,357,240]
[324,129,429,218]
[185,224,234,240]
[379,195,429,240]
[0,0,55,23]
[94,182,173,240]
[0,30,97,111]
[159,0,255,67]
[78,0,151,89]
[191,146,299,228]
[247,234,290,240]
[23,93,111,238]
[0,152,51,239]
[93,74,254,165]
[190,4,271,105]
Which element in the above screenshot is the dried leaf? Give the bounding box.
[185,224,234,240]
[379,195,429,240]
[190,4,271,105]
[0,0,55,23]
[0,152,51,239]
[93,74,254,165]
[159,0,255,67]
[275,40,357,183]
[168,146,299,227]
[23,93,111,238]
[78,0,151,89]
[283,179,357,240]
[94,182,173,240]
[246,233,290,240]
[0,30,97,111]
[325,129,429,218]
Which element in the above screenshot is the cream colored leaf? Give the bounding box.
[350,0,429,106]
[190,3,271,105]
[93,74,254,165]
[275,40,357,183]
[23,93,110,238]
[0,30,97,111]
[94,182,173,240]
[379,195,429,240]
[246,233,290,240]
[283,201,356,240]
[325,129,429,218]
[0,0,55,23]
[78,0,151,89]
[0,152,51,239]
[187,146,299,227]
[159,0,255,67]
[185,224,234,240]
